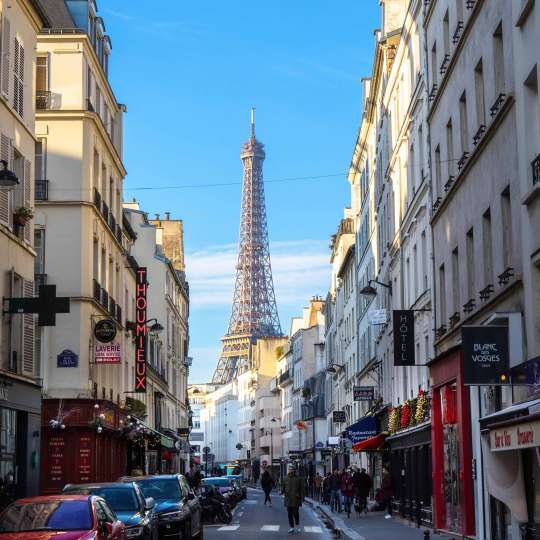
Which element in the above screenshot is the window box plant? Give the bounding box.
[13,206,34,226]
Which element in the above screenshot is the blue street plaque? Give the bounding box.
[57,349,78,368]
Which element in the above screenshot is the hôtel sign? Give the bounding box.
[490,419,540,452]
[135,267,148,393]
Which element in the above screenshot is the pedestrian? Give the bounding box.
[313,472,322,501]
[340,469,355,518]
[355,468,372,515]
[261,468,274,506]
[186,462,203,492]
[282,464,306,534]
[380,465,393,519]
[322,473,331,504]
[329,470,342,513]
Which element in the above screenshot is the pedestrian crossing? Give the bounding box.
[217,524,323,533]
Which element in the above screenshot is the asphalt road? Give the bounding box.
[204,488,331,540]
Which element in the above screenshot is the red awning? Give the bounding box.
[352,434,386,452]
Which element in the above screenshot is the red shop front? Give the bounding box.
[40,399,128,494]
[430,346,475,537]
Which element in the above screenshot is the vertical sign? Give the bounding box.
[462,325,509,385]
[393,310,415,366]
[135,267,148,393]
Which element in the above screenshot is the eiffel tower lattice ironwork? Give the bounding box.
[212,109,282,384]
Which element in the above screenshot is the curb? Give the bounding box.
[304,498,364,540]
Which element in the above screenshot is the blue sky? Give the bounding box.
[100,1,380,382]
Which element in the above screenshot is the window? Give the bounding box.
[493,22,505,96]
[413,244,418,300]
[13,38,24,117]
[501,187,512,269]
[466,228,475,300]
[421,230,428,290]
[34,229,45,276]
[35,139,46,181]
[456,0,464,23]
[443,11,450,58]
[459,92,469,154]
[36,56,48,109]
[435,145,442,197]
[524,66,540,176]
[439,264,447,323]
[446,119,454,177]
[452,247,460,313]
[1,16,11,98]
[482,208,493,286]
[431,42,438,86]
[474,59,485,127]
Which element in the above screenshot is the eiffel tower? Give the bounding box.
[212,109,282,384]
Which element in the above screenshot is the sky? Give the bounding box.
[100,1,380,383]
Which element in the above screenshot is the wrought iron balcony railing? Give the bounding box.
[452,21,464,44]
[532,154,540,186]
[473,125,486,146]
[93,279,101,303]
[35,179,49,201]
[498,267,514,286]
[93,187,102,210]
[36,90,52,110]
[490,93,507,118]
[463,298,476,313]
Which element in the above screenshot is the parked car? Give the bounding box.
[201,478,240,506]
[225,476,247,500]
[0,494,126,539]
[63,482,158,539]
[119,475,202,540]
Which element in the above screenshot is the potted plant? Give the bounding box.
[13,206,34,226]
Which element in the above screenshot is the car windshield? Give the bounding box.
[136,478,181,501]
[67,487,139,512]
[203,478,231,487]
[0,500,92,532]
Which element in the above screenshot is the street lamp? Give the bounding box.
[326,364,345,374]
[146,318,164,334]
[0,160,19,190]
[359,279,392,296]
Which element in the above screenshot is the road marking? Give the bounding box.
[304,526,323,533]
[218,525,240,531]
[261,525,280,531]
[245,500,257,504]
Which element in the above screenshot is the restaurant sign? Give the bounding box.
[135,267,148,393]
[490,419,540,452]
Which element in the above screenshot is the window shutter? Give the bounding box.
[23,159,31,243]
[22,279,35,377]
[0,134,12,226]
[1,17,10,98]
[13,38,23,117]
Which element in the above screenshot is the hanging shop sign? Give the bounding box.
[353,386,375,401]
[135,267,148,393]
[393,310,415,366]
[462,325,510,385]
[57,349,78,368]
[368,309,388,325]
[94,319,117,343]
[327,436,340,446]
[333,410,346,423]
[490,419,540,452]
[345,416,377,444]
[94,342,122,364]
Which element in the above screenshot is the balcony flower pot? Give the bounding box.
[13,206,34,226]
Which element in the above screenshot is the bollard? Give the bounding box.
[423,530,430,539]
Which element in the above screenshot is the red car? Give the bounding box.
[0,494,126,539]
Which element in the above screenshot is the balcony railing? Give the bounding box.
[101,288,109,310]
[279,369,292,385]
[532,154,540,186]
[115,304,122,324]
[101,201,109,222]
[115,223,123,244]
[93,187,102,210]
[35,179,49,201]
[93,279,101,303]
[452,21,464,44]
[35,273,47,294]
[36,90,52,110]
[489,93,507,118]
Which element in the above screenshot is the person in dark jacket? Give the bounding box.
[355,468,372,515]
[329,470,342,513]
[322,473,331,504]
[261,469,274,506]
[282,464,306,534]
[380,465,393,518]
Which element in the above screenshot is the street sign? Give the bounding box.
[94,319,117,343]
[393,310,415,366]
[353,386,375,401]
[6,284,70,326]
[333,410,346,423]
[462,325,510,385]
[368,309,388,325]
[57,349,78,368]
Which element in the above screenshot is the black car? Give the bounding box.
[119,474,203,540]
[62,481,158,539]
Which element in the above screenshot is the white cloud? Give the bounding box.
[186,239,330,310]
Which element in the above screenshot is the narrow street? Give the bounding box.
[205,489,331,539]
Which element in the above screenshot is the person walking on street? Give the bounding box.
[282,464,306,534]
[329,470,342,513]
[381,465,393,519]
[313,472,322,501]
[261,468,274,507]
[322,473,331,504]
[340,469,355,518]
[355,468,372,515]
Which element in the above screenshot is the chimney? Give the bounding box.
[165,212,170,220]
[154,213,160,220]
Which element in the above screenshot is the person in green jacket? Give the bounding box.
[282,464,306,534]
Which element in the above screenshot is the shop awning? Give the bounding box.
[480,398,540,430]
[352,433,386,452]
[345,416,377,444]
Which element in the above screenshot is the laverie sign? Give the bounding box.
[490,420,540,452]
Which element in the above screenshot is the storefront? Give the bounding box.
[429,346,475,537]
[480,398,540,539]
[0,375,41,508]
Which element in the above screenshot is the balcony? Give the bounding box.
[428,84,438,103]
[101,201,109,222]
[489,93,507,118]
[279,369,292,385]
[498,267,514,286]
[115,304,122,324]
[93,279,101,303]
[36,90,51,110]
[115,223,123,244]
[463,298,476,313]
[532,154,540,186]
[93,188,102,210]
[101,288,109,310]
[457,151,469,171]
[35,179,49,201]
[473,125,486,146]
[452,21,464,44]
[108,212,116,233]
[479,284,494,301]
[439,54,450,76]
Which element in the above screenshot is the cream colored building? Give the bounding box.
[0,0,48,501]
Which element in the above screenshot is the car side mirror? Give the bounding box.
[145,497,156,510]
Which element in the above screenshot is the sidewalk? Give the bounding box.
[305,497,448,540]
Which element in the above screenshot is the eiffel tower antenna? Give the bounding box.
[212,110,282,384]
